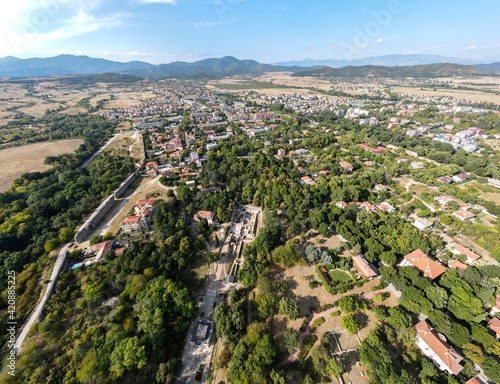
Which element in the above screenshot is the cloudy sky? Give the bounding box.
[1,0,499,63]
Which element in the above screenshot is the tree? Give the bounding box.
[387,306,412,330]
[338,295,357,313]
[341,315,359,334]
[326,357,343,378]
[318,222,329,237]
[278,297,300,320]
[283,328,300,354]
[426,286,448,309]
[321,250,333,265]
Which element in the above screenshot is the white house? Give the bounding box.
[414,320,463,375]
[413,217,433,231]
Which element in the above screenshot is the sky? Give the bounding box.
[0,0,499,64]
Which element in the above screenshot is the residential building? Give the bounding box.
[437,176,453,184]
[413,217,433,231]
[448,259,467,270]
[401,249,446,280]
[414,320,463,375]
[488,317,500,338]
[452,174,469,183]
[377,201,396,213]
[434,196,454,206]
[339,161,353,172]
[374,184,388,192]
[278,148,286,156]
[352,256,378,278]
[121,215,150,233]
[453,209,475,221]
[134,200,155,214]
[491,296,500,316]
[453,245,481,263]
[193,210,219,225]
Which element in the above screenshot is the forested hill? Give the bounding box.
[0,55,314,80]
[476,62,500,74]
[291,63,494,78]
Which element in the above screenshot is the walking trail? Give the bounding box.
[277,286,391,367]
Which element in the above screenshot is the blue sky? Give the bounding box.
[1,0,499,63]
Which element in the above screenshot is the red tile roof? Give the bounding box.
[455,245,481,261]
[414,320,463,375]
[488,317,500,337]
[404,249,446,280]
[352,256,377,278]
[453,209,475,220]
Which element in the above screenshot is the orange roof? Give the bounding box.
[488,317,500,337]
[448,260,467,270]
[414,320,463,375]
[466,377,483,384]
[453,209,475,220]
[404,249,446,280]
[352,256,377,278]
[123,216,140,223]
[455,245,481,261]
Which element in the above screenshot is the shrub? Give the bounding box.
[298,334,317,360]
[331,310,341,317]
[341,315,360,334]
[313,304,334,314]
[310,317,325,332]
[299,315,311,332]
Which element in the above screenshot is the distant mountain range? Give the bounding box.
[292,63,494,78]
[0,55,312,80]
[272,54,486,68]
[0,54,498,80]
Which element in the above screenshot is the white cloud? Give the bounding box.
[463,46,477,50]
[21,10,131,45]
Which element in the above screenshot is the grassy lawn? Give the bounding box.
[179,253,208,293]
[328,269,352,283]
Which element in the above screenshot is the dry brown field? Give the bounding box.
[0,139,83,192]
[393,85,500,104]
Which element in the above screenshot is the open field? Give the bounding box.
[0,139,83,192]
[393,85,500,104]
[482,138,500,151]
[253,72,334,91]
[206,72,333,95]
[456,180,500,204]
[61,107,87,115]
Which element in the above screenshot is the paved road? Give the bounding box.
[80,133,120,168]
[13,242,71,354]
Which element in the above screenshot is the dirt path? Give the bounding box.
[277,286,391,367]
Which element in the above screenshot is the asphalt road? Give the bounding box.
[12,242,71,354]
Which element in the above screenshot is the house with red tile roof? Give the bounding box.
[466,376,485,384]
[488,317,500,338]
[193,211,219,225]
[339,161,353,172]
[453,245,481,263]
[352,256,378,278]
[336,201,348,209]
[491,296,500,316]
[453,209,475,221]
[358,143,386,154]
[414,320,463,375]
[448,259,467,270]
[437,176,453,184]
[401,249,446,280]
